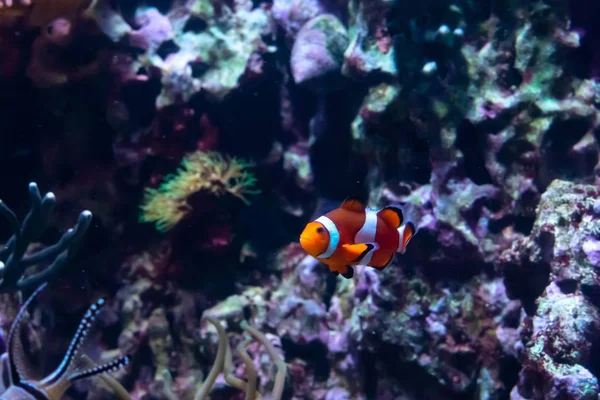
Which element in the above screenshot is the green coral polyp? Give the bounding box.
[139,150,260,232]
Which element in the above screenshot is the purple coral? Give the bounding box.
[128,7,173,52]
[291,14,349,92]
[273,0,328,42]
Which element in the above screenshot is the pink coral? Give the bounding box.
[291,14,348,91]
[128,7,173,52]
[273,0,327,42]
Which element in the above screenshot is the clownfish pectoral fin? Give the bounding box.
[329,264,354,278]
[340,265,354,279]
[341,243,377,263]
[340,196,366,213]
[328,264,343,275]
[378,206,404,229]
[397,222,417,254]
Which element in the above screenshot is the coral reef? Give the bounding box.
[291,14,349,92]
[100,0,277,107]
[499,180,600,399]
[0,0,599,399]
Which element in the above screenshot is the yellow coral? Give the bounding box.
[139,151,259,232]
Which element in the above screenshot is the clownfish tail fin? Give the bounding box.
[397,221,417,254]
[388,202,419,254]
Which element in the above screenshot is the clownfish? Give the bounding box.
[299,196,418,279]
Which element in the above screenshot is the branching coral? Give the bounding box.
[139,150,259,232]
[193,317,287,400]
[0,182,92,293]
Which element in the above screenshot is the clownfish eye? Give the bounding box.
[316,227,325,234]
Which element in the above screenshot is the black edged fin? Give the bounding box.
[42,297,107,387]
[340,196,366,213]
[353,243,375,263]
[399,221,417,254]
[331,271,340,277]
[7,282,48,385]
[341,266,354,279]
[378,206,404,229]
[68,355,130,382]
[372,253,394,270]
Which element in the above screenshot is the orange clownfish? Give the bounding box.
[299,196,418,279]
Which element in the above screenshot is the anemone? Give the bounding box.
[139,150,260,232]
[160,317,287,400]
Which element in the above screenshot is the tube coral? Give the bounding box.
[139,150,260,232]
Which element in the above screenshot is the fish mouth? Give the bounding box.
[299,235,316,250]
[299,235,323,258]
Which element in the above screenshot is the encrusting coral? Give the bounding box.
[139,150,259,232]
[499,180,600,399]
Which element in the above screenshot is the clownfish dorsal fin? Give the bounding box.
[340,196,366,213]
[378,206,404,229]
